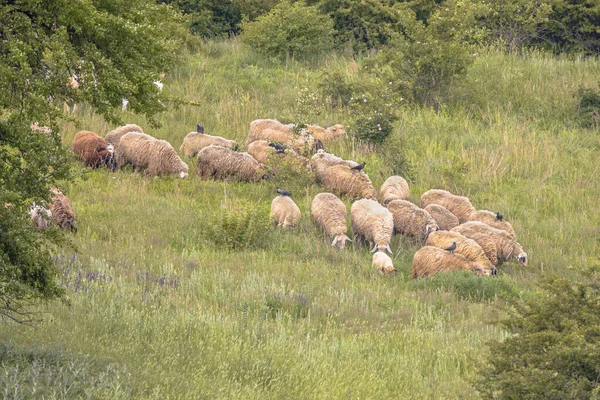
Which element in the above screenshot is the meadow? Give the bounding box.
[0,40,599,398]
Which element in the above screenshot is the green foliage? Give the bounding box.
[477,268,600,399]
[201,200,272,251]
[266,154,316,196]
[318,69,354,108]
[542,0,600,54]
[240,0,335,60]
[159,0,243,37]
[576,83,600,128]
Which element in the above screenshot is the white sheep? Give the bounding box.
[380,176,410,205]
[320,164,378,200]
[270,195,301,228]
[311,192,351,248]
[420,189,475,223]
[372,251,396,273]
[196,145,266,182]
[117,132,188,178]
[351,198,394,254]
[309,150,358,181]
[180,131,238,158]
[29,204,52,231]
[386,199,438,241]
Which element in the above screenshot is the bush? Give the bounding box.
[476,268,600,399]
[266,153,317,196]
[576,84,600,128]
[240,0,335,60]
[345,82,397,144]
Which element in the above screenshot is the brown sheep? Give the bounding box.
[196,145,266,182]
[380,176,410,205]
[425,230,494,271]
[452,221,527,266]
[412,246,491,278]
[72,130,115,170]
[469,210,517,239]
[270,195,301,228]
[351,198,394,254]
[420,189,475,223]
[105,124,144,151]
[306,124,346,143]
[386,199,438,241]
[117,132,188,178]
[320,164,377,200]
[50,188,77,232]
[180,131,238,158]
[424,204,460,231]
[311,192,351,249]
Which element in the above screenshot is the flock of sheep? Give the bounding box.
[33,117,528,278]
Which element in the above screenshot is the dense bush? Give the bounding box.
[158,0,243,37]
[240,0,335,60]
[476,268,600,399]
[345,82,397,144]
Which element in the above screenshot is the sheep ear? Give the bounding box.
[370,244,378,253]
[386,244,393,254]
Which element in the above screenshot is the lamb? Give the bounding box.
[420,189,475,223]
[196,145,266,182]
[452,221,527,266]
[380,176,410,205]
[117,132,188,178]
[270,196,301,228]
[311,193,351,248]
[105,124,144,151]
[72,130,115,170]
[425,230,494,271]
[469,210,517,239]
[306,124,346,143]
[411,246,491,278]
[386,199,438,241]
[309,150,358,181]
[50,188,77,232]
[320,164,377,200]
[350,199,394,254]
[372,251,396,273]
[424,204,460,231]
[29,204,52,231]
[179,131,238,158]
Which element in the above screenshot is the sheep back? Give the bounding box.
[351,199,394,252]
[117,133,188,177]
[247,119,294,145]
[424,204,460,231]
[321,164,377,200]
[72,130,113,168]
[372,251,396,273]
[420,189,475,223]
[386,199,438,241]
[426,230,494,270]
[380,176,410,204]
[307,124,346,142]
[180,132,238,158]
[270,196,301,228]
[105,124,144,150]
[309,150,358,181]
[412,246,490,278]
[247,140,276,164]
[469,210,517,239]
[311,192,350,248]
[196,145,265,182]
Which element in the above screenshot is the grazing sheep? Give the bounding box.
[247,119,314,147]
[469,210,517,239]
[386,200,438,241]
[29,204,52,231]
[105,124,145,151]
[306,124,346,143]
[425,230,494,271]
[180,131,238,158]
[50,188,77,232]
[351,199,394,254]
[321,164,377,200]
[196,145,266,182]
[311,192,351,248]
[309,150,358,181]
[270,196,301,228]
[117,132,188,178]
[72,130,115,170]
[247,140,277,164]
[412,246,491,278]
[424,204,460,231]
[380,176,410,205]
[372,251,396,273]
[420,189,475,223]
[452,221,527,266]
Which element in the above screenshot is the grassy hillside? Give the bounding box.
[1,40,598,398]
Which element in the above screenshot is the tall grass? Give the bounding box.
[1,41,598,398]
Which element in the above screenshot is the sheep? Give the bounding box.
[117,132,188,178]
[29,204,52,231]
[246,119,322,154]
[72,130,115,170]
[105,124,145,151]
[311,192,351,248]
[452,221,527,266]
[306,124,346,143]
[180,131,239,158]
[372,251,396,273]
[270,196,301,228]
[320,164,377,200]
[469,210,517,239]
[424,204,460,231]
[350,198,394,254]
[380,176,410,205]
[425,230,494,271]
[420,189,475,223]
[50,188,77,232]
[386,199,438,241]
[247,140,277,164]
[412,246,491,278]
[309,149,358,181]
[196,145,266,182]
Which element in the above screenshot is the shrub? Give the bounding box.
[576,84,600,128]
[266,152,316,196]
[318,70,354,108]
[476,267,600,399]
[240,0,335,60]
[345,83,397,144]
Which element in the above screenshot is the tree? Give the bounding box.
[0,0,187,323]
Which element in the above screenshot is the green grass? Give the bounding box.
[1,41,599,398]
